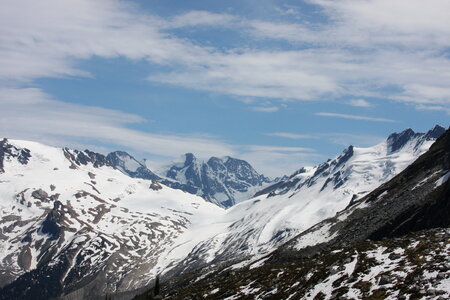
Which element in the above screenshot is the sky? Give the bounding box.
[1,0,449,177]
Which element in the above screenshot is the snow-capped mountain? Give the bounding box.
[162,153,272,207]
[278,125,450,257]
[106,151,199,196]
[135,126,450,300]
[0,125,446,299]
[0,139,224,299]
[106,151,271,208]
[167,126,446,273]
[106,151,160,181]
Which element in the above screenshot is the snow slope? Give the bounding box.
[0,139,224,297]
[168,126,445,271]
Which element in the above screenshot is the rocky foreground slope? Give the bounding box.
[163,228,450,299]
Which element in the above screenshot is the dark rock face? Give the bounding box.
[105,150,272,207]
[106,151,199,196]
[165,154,271,207]
[150,180,163,191]
[387,128,419,153]
[41,201,65,240]
[0,138,31,173]
[31,189,48,200]
[62,148,111,169]
[425,125,446,140]
[73,149,111,168]
[387,125,446,154]
[106,151,161,181]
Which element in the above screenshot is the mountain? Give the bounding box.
[163,153,272,207]
[106,151,199,196]
[106,151,272,208]
[106,151,160,181]
[150,126,450,299]
[0,125,446,299]
[164,126,446,274]
[0,139,224,300]
[276,125,449,259]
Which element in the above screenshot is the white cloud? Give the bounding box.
[0,88,236,159]
[346,99,372,108]
[2,0,450,108]
[315,112,395,123]
[266,132,315,139]
[0,0,211,82]
[251,106,280,112]
[166,11,239,28]
[0,88,324,177]
[1,0,449,177]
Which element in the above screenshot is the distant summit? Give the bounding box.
[164,153,272,207]
[387,125,445,154]
[107,151,272,207]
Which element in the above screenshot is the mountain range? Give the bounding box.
[162,125,450,299]
[0,125,448,299]
[106,151,272,207]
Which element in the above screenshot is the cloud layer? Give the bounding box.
[1,0,449,176]
[2,0,449,107]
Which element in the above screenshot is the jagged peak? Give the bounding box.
[207,156,223,164]
[386,125,446,154]
[425,124,446,140]
[107,150,133,158]
[386,128,419,154]
[183,153,198,165]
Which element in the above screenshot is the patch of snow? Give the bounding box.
[435,171,450,188]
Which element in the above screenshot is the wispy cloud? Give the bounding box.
[251,106,280,112]
[346,99,373,108]
[0,88,236,159]
[0,87,323,177]
[2,0,450,108]
[246,145,315,152]
[266,132,315,139]
[315,112,396,123]
[165,11,239,28]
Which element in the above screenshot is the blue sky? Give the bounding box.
[1,0,449,176]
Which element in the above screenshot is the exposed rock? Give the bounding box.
[150,181,163,191]
[31,189,48,200]
[41,201,64,240]
[379,275,390,285]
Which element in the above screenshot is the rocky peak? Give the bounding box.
[0,138,31,173]
[425,125,446,140]
[387,128,419,154]
[106,150,160,181]
[64,148,111,168]
[183,153,197,166]
[164,154,272,207]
